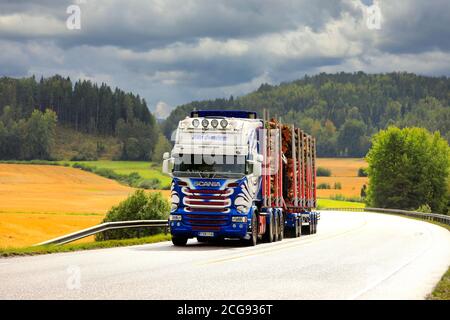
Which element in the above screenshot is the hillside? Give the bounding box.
[162,72,450,157]
[53,126,122,160]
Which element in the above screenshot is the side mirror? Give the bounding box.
[162,158,173,175]
[163,152,170,160]
[253,161,262,177]
[248,154,263,177]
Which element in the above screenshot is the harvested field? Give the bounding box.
[0,164,169,247]
[316,158,368,198]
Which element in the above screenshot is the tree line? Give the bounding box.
[162,72,450,157]
[0,75,160,160]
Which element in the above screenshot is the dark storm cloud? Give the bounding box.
[0,0,449,115]
[378,0,450,54]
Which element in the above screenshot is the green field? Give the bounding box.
[60,160,172,188]
[317,198,366,209]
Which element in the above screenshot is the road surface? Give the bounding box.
[1,211,449,299]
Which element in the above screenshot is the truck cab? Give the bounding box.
[163,110,264,245]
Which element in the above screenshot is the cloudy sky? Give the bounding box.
[1,0,449,117]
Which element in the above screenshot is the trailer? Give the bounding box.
[162,110,318,246]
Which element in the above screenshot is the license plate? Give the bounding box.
[198,232,214,237]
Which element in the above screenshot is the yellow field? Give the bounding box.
[0,164,169,248]
[316,158,368,198]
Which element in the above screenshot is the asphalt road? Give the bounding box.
[1,211,449,300]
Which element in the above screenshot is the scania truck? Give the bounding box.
[162,110,318,246]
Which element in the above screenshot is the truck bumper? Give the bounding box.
[169,221,249,239]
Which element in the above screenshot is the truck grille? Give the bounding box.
[184,213,229,226]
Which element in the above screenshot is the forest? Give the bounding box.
[162,72,450,157]
[0,72,449,160]
[0,75,159,160]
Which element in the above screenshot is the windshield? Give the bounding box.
[173,154,246,178]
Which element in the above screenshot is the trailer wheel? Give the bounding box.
[264,212,274,243]
[291,218,299,238]
[273,214,279,242]
[278,214,284,241]
[172,235,188,246]
[313,214,318,234]
[311,214,316,234]
[246,212,258,246]
[288,220,297,238]
[301,222,311,235]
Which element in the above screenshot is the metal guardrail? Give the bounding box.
[320,207,450,225]
[35,220,168,246]
[36,207,449,246]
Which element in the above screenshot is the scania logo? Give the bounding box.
[194,181,221,187]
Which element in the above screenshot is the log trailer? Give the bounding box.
[162,110,318,246]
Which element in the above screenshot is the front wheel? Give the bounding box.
[197,237,208,243]
[172,235,188,246]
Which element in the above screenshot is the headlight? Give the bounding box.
[192,119,200,127]
[202,119,209,128]
[232,216,248,223]
[211,119,218,128]
[169,214,182,221]
[236,206,248,213]
[220,119,228,128]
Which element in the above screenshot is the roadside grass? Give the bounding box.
[317,198,366,209]
[0,233,171,258]
[429,266,450,300]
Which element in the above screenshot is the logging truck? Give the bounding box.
[162,110,318,246]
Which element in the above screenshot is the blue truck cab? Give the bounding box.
[162,110,318,246]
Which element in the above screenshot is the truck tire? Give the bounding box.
[297,219,302,237]
[246,212,258,246]
[273,214,279,242]
[288,219,298,238]
[302,223,311,235]
[172,235,188,246]
[312,214,317,234]
[278,214,284,241]
[197,237,208,243]
[264,212,274,243]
